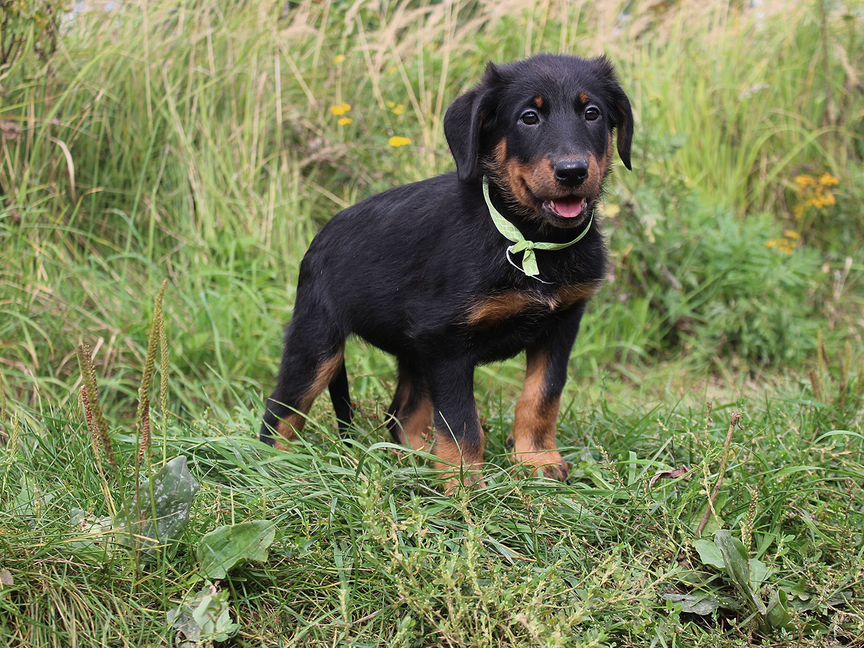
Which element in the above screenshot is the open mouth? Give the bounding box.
[542,196,588,223]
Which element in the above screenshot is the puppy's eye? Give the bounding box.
[584,105,601,121]
[519,110,540,125]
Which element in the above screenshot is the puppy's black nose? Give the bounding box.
[554,159,589,187]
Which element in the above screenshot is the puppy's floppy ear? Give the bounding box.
[594,56,634,170]
[610,85,633,170]
[444,63,502,183]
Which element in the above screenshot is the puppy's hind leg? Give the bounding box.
[328,359,353,436]
[386,358,433,451]
[426,358,485,492]
[260,308,345,448]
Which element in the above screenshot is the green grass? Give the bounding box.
[3,379,863,646]
[1,0,863,646]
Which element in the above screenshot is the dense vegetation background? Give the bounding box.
[1,0,862,646]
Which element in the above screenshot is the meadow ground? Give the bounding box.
[1,1,863,646]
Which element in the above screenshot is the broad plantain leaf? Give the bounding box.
[197,520,276,579]
[663,593,720,615]
[117,456,199,547]
[693,538,725,569]
[765,589,792,630]
[715,530,767,614]
[749,557,769,591]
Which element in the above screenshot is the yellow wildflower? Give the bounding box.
[386,101,406,116]
[819,173,839,186]
[767,238,795,255]
[808,193,837,209]
[330,103,352,117]
[338,117,353,126]
[783,229,800,240]
[388,136,412,148]
[794,174,816,188]
[334,54,346,65]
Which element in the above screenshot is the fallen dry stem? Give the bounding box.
[697,411,742,538]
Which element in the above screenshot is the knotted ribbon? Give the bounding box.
[482,175,593,278]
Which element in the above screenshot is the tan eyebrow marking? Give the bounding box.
[579,93,590,104]
[533,95,544,108]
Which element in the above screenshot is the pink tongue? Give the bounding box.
[552,197,585,218]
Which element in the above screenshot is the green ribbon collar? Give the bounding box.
[482,176,593,279]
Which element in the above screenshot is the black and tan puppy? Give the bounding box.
[260,54,633,487]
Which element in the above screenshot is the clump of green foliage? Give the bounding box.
[615,194,826,368]
[0,0,67,82]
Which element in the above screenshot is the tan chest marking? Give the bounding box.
[466,281,602,327]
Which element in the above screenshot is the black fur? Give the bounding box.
[260,54,633,478]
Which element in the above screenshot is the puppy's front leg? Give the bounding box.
[426,359,485,492]
[509,305,586,481]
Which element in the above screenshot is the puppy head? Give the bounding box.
[444,54,633,229]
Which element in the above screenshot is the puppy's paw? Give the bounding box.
[510,444,570,482]
[537,456,570,482]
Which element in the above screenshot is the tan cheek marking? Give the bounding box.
[603,132,614,171]
[505,158,560,213]
[489,139,509,187]
[492,139,555,216]
[503,159,538,212]
[533,95,544,108]
[583,155,604,198]
[274,351,344,448]
[580,133,615,201]
[494,138,508,167]
[525,159,560,204]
